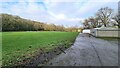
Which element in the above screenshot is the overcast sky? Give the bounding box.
[0,0,119,27]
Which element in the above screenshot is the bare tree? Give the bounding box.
[88,17,98,28]
[112,13,120,27]
[83,19,90,29]
[96,7,113,27]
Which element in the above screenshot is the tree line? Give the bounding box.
[1,13,79,32]
[82,7,119,29]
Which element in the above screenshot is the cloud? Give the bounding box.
[56,14,66,20]
[0,0,119,27]
[1,0,119,2]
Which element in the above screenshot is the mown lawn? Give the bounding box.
[2,31,79,66]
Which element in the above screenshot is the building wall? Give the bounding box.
[91,28,120,37]
[97,30,119,37]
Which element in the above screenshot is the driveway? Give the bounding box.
[46,33,118,66]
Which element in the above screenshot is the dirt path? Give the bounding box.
[46,33,118,66]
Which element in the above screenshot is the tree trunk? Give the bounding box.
[104,23,106,27]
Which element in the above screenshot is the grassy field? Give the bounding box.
[0,33,2,67]
[2,31,79,66]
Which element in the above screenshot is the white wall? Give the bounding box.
[91,28,120,37]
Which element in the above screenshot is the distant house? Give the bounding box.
[78,28,83,32]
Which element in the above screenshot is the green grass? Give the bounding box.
[98,37,119,41]
[2,31,79,66]
[0,32,2,67]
